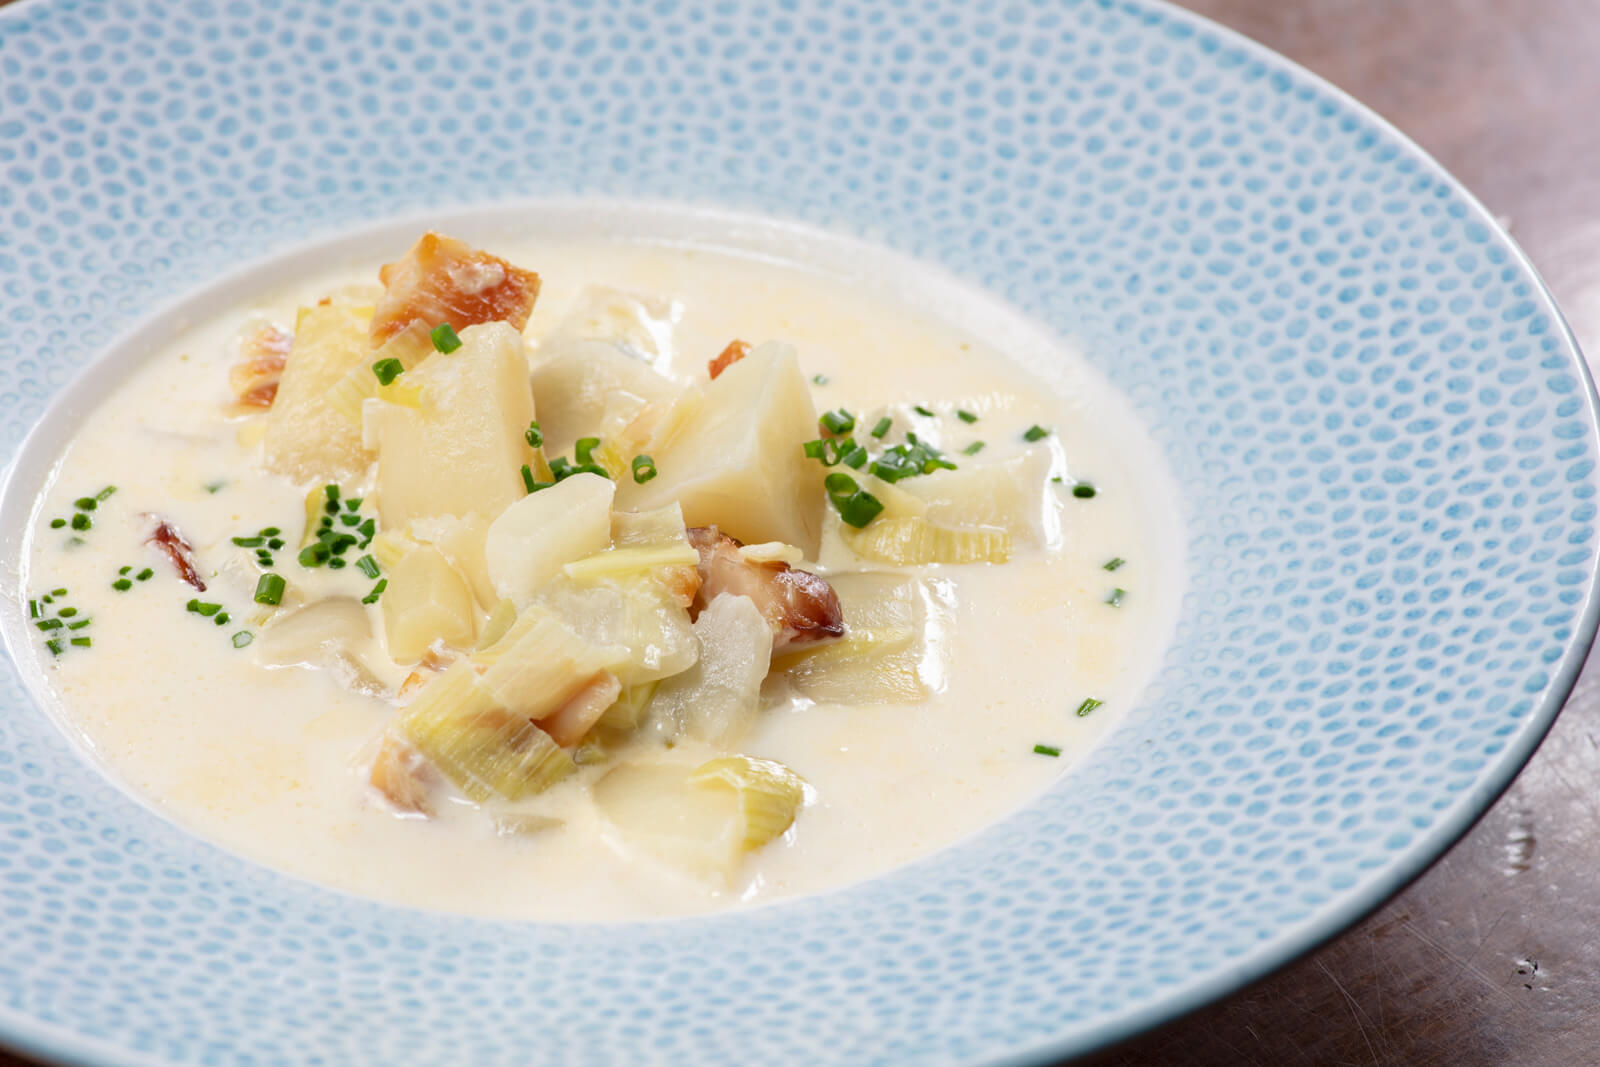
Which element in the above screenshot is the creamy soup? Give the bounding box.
[19,223,1183,921]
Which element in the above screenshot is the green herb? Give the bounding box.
[1103,557,1126,572]
[74,496,97,512]
[27,599,37,619]
[812,373,829,385]
[870,416,892,439]
[186,600,222,617]
[267,538,285,551]
[35,619,63,632]
[525,421,543,449]
[1106,588,1125,608]
[70,636,92,648]
[95,486,117,502]
[356,555,380,579]
[119,566,132,576]
[632,454,658,484]
[111,578,133,592]
[1033,744,1061,757]
[521,464,537,494]
[574,437,601,466]
[913,404,935,417]
[67,619,91,631]
[343,499,361,512]
[823,472,885,529]
[819,409,856,436]
[430,323,462,353]
[70,513,91,531]
[1072,482,1097,500]
[803,440,827,461]
[136,568,154,581]
[339,512,361,527]
[371,358,404,386]
[45,639,63,656]
[1023,424,1050,442]
[957,409,979,424]
[232,631,254,648]
[839,443,868,469]
[357,518,376,542]
[963,440,986,456]
[214,613,230,626]
[261,526,281,537]
[57,607,77,618]
[298,543,330,567]
[51,588,65,598]
[1075,697,1103,718]
[254,574,286,606]
[205,480,227,494]
[49,518,65,529]
[361,578,388,605]
[232,535,265,547]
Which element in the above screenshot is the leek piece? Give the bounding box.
[538,573,699,685]
[688,755,806,851]
[840,515,1012,566]
[597,680,658,730]
[476,598,519,651]
[399,661,575,803]
[476,608,624,718]
[648,593,771,744]
[255,597,372,669]
[370,530,416,571]
[381,544,477,662]
[774,572,941,704]
[563,544,699,582]
[901,447,1056,546]
[610,502,690,548]
[541,670,622,748]
[485,472,615,607]
[325,321,432,426]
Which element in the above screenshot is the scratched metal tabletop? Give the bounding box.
[2,1,1596,1065]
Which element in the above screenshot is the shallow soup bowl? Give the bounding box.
[0,0,1596,1064]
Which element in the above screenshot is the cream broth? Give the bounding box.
[21,234,1183,921]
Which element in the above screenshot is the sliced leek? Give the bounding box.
[476,607,624,717]
[610,501,690,548]
[326,321,433,426]
[597,680,658,730]
[775,572,943,705]
[398,661,575,802]
[475,598,519,651]
[689,755,806,850]
[562,544,699,581]
[841,515,1012,565]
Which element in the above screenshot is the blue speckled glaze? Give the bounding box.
[0,0,1595,1064]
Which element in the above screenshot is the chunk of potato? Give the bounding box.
[261,304,375,482]
[901,447,1057,546]
[372,321,535,530]
[484,472,615,607]
[529,340,683,456]
[408,512,495,610]
[617,342,825,556]
[381,544,477,663]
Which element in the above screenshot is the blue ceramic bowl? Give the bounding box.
[0,0,1594,1063]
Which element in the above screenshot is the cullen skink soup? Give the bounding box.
[18,223,1183,921]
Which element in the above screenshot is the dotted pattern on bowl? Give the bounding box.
[0,0,1594,1064]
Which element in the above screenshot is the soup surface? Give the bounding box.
[19,218,1184,921]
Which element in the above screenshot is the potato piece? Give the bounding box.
[381,544,477,663]
[261,304,374,482]
[617,342,825,556]
[900,447,1057,546]
[373,322,535,530]
[594,761,744,883]
[529,340,683,456]
[538,573,698,686]
[484,472,614,607]
[409,513,495,610]
[648,593,772,745]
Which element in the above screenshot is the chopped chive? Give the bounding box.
[57,607,77,618]
[111,578,133,591]
[95,486,116,502]
[67,537,85,547]
[370,357,405,385]
[36,619,63,632]
[51,588,66,597]
[574,437,601,466]
[840,443,869,469]
[232,631,254,648]
[260,527,281,537]
[567,463,609,479]
[74,497,97,512]
[521,464,537,494]
[1033,744,1061,757]
[1103,557,1126,572]
[632,454,658,484]
[357,519,376,540]
[136,567,154,581]
[344,498,361,512]
[870,416,892,439]
[1072,482,1097,500]
[913,404,935,417]
[231,536,265,547]
[328,557,347,570]
[356,555,380,579]
[361,578,388,605]
[319,516,334,529]
[45,639,63,656]
[1075,697,1104,718]
[1023,424,1051,442]
[41,595,52,604]
[803,440,827,461]
[66,619,91,631]
[254,573,286,605]
[963,440,986,456]
[191,602,221,617]
[49,518,65,529]
[27,599,37,618]
[267,538,285,551]
[430,322,463,353]
[324,484,340,504]
[298,544,329,567]
[823,472,885,528]
[819,409,856,436]
[339,513,361,527]
[214,613,230,626]
[525,421,543,449]
[957,409,979,424]
[70,513,91,531]
[812,373,829,385]
[1107,588,1126,608]
[118,566,132,575]
[205,480,226,494]
[69,636,92,648]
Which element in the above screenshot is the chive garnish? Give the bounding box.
[870,416,892,439]
[371,358,404,385]
[1075,697,1103,718]
[232,631,254,648]
[521,464,537,494]
[70,636,92,648]
[525,421,543,449]
[232,536,265,547]
[67,619,91,631]
[1023,424,1050,442]
[803,440,827,461]
[957,410,979,424]
[1033,744,1061,757]
[344,499,361,512]
[74,497,97,512]
[49,518,65,529]
[45,639,63,656]
[96,486,116,502]
[574,437,601,466]
[431,323,463,353]
[51,588,65,597]
[328,557,347,570]
[963,441,986,456]
[812,373,829,385]
[1107,588,1125,608]
[254,573,286,606]
[298,544,330,567]
[632,454,658,484]
[1103,557,1126,572]
[267,538,285,551]
[913,404,935,417]
[27,599,37,618]
[261,527,281,537]
[353,555,378,579]
[357,519,376,541]
[214,613,230,626]
[823,472,885,528]
[36,619,63,631]
[70,513,91,531]
[1072,482,1096,499]
[111,578,132,591]
[839,443,868,469]
[339,513,360,527]
[361,579,388,605]
[189,601,222,618]
[57,607,77,618]
[119,566,131,575]
[819,409,856,436]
